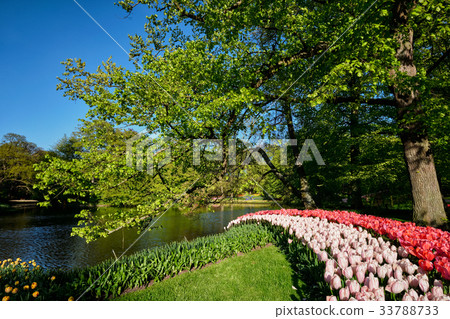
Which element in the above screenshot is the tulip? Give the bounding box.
[343,266,354,280]
[338,256,349,269]
[431,286,443,298]
[375,253,383,264]
[377,265,387,279]
[404,263,416,275]
[331,274,342,290]
[391,280,406,294]
[394,267,403,280]
[433,279,443,288]
[373,288,385,301]
[356,263,367,274]
[408,288,419,300]
[364,273,378,290]
[368,262,378,274]
[325,259,336,273]
[356,270,365,284]
[317,251,328,262]
[355,292,369,301]
[339,287,350,301]
[398,246,409,258]
[324,271,333,283]
[384,253,395,264]
[403,294,413,301]
[419,259,433,272]
[347,280,360,295]
[326,295,337,301]
[418,278,429,293]
[407,275,419,288]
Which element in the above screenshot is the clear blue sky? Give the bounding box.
[0,0,153,149]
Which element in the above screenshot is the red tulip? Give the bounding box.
[419,259,433,272]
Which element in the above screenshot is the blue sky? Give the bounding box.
[0,0,154,149]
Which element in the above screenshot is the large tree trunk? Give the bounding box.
[391,0,446,226]
[282,102,317,209]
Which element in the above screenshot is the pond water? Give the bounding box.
[0,204,273,269]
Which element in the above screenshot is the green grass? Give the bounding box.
[115,245,301,301]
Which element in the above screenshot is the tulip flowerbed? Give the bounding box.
[227,210,450,301]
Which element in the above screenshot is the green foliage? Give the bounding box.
[0,133,45,201]
[50,134,82,161]
[34,120,202,241]
[51,0,449,227]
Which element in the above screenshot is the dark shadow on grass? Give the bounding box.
[270,225,330,301]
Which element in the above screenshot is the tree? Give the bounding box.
[0,133,44,200]
[51,134,82,161]
[57,0,448,226]
[34,120,203,241]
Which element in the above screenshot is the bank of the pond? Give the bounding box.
[0,223,275,301]
[0,204,274,269]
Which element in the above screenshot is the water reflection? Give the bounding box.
[0,205,272,269]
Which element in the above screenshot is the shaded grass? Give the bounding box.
[115,245,301,301]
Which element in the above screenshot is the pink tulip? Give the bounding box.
[404,263,416,275]
[431,286,443,298]
[394,267,403,280]
[331,274,342,290]
[386,266,393,278]
[391,280,406,294]
[325,260,335,273]
[324,271,333,283]
[355,292,367,301]
[347,280,360,295]
[375,253,383,264]
[338,256,348,269]
[288,238,293,244]
[339,287,350,301]
[403,294,413,301]
[348,255,358,266]
[373,288,385,300]
[398,246,409,258]
[407,288,419,300]
[343,266,354,279]
[364,273,378,290]
[318,251,328,262]
[419,278,429,293]
[356,263,367,274]
[377,265,387,279]
[384,252,395,264]
[433,279,443,288]
[326,295,337,301]
[368,262,377,274]
[407,275,419,288]
[356,270,365,284]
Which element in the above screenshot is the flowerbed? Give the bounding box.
[227,210,450,301]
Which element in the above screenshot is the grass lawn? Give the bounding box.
[115,245,302,301]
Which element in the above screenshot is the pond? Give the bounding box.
[0,204,273,269]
